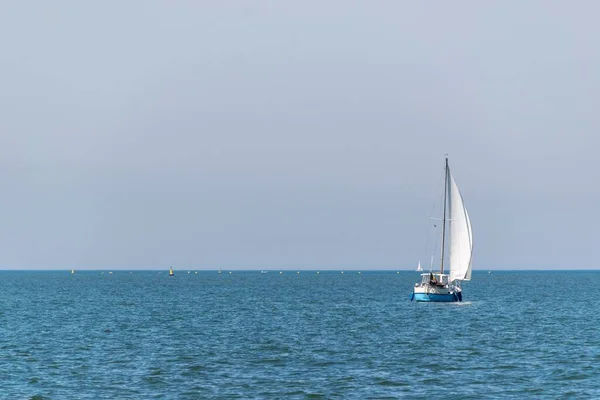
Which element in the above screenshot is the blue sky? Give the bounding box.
[0,2,598,269]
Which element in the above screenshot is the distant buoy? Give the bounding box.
[169,266,174,277]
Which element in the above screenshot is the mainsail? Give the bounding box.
[448,172,473,282]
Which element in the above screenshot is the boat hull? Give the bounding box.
[411,292,459,302]
[411,276,462,302]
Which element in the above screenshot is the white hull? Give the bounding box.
[411,273,463,302]
[412,283,462,302]
[413,283,452,296]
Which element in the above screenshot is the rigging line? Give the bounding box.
[423,165,446,272]
[432,165,447,272]
[440,158,449,274]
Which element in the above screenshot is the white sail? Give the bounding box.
[416,261,422,271]
[448,171,473,282]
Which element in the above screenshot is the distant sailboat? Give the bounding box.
[169,266,175,277]
[416,261,423,272]
[411,157,473,302]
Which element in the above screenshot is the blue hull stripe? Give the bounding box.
[412,292,459,302]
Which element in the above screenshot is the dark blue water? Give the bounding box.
[0,270,598,399]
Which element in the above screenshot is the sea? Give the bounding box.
[0,270,598,399]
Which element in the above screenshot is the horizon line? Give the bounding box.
[1,268,599,272]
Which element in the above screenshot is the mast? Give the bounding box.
[440,157,449,274]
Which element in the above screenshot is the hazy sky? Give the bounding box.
[1,1,599,269]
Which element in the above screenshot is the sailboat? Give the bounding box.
[416,261,423,272]
[411,157,473,302]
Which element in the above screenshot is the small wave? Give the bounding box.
[310,360,339,367]
[187,364,204,372]
[284,390,308,396]
[375,377,408,387]
[255,358,285,365]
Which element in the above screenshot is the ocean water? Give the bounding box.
[0,270,599,399]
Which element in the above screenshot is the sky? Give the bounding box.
[0,1,599,270]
